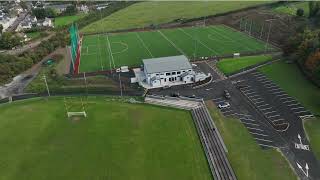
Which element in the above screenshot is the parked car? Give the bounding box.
[170,92,180,97]
[224,90,231,99]
[218,102,230,109]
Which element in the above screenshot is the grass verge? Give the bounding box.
[217,55,272,75]
[206,100,296,180]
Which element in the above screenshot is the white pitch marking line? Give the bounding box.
[250,132,269,137]
[255,137,273,142]
[247,127,264,131]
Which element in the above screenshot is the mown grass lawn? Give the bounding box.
[26,32,41,39]
[260,61,320,160]
[206,101,296,180]
[54,14,86,27]
[272,2,309,16]
[0,97,211,180]
[81,1,270,34]
[217,55,272,75]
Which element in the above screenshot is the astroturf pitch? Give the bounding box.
[80,25,274,72]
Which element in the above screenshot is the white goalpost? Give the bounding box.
[64,97,87,118]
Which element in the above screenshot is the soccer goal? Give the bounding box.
[64,97,87,118]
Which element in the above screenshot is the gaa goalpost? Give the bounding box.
[64,97,87,118]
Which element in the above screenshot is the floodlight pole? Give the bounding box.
[83,72,88,96]
[119,72,123,97]
[42,75,50,97]
[265,19,275,54]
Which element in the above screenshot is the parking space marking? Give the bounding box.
[255,137,273,142]
[235,113,251,117]
[247,127,264,131]
[294,110,309,114]
[291,107,304,110]
[280,97,294,100]
[259,144,277,148]
[254,101,265,104]
[245,92,256,95]
[268,88,282,91]
[249,94,260,98]
[250,132,269,137]
[240,118,256,122]
[241,121,260,126]
[262,82,274,86]
[272,119,284,122]
[252,97,263,101]
[257,104,270,108]
[265,86,280,89]
[212,97,223,101]
[261,107,273,111]
[287,103,300,107]
[268,114,281,118]
[283,99,297,104]
[264,84,278,88]
[265,111,277,115]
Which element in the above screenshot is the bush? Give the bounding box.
[297,8,304,17]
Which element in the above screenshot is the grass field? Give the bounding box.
[81,1,270,34]
[54,14,86,27]
[0,97,211,180]
[272,2,309,16]
[26,32,41,39]
[217,55,272,75]
[80,25,274,72]
[206,101,296,180]
[259,61,320,159]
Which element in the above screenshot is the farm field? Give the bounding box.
[206,101,296,180]
[0,97,211,180]
[54,14,86,27]
[217,55,272,75]
[81,1,271,34]
[80,25,274,72]
[259,61,320,159]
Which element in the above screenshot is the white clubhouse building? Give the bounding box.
[133,55,210,89]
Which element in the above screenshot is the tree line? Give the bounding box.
[0,31,68,84]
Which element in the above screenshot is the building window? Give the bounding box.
[156,73,159,76]
[188,70,192,72]
[172,72,176,75]
[166,72,170,76]
[182,71,185,73]
[164,78,167,82]
[177,71,181,75]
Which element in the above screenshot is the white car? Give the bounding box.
[218,102,230,109]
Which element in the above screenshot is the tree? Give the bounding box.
[64,5,78,16]
[297,8,304,17]
[309,1,320,17]
[0,24,3,34]
[305,50,320,72]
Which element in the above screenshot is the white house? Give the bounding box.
[133,55,210,89]
[37,17,53,27]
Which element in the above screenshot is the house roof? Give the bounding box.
[143,55,192,74]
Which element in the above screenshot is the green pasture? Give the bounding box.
[272,2,309,16]
[81,1,271,34]
[54,14,86,27]
[0,97,211,180]
[80,25,274,72]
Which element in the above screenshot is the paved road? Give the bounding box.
[4,33,54,55]
[148,63,320,180]
[6,12,27,32]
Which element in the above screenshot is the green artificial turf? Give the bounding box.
[260,61,320,160]
[217,55,272,75]
[79,25,273,72]
[0,97,211,180]
[81,1,271,34]
[54,14,86,27]
[206,101,296,180]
